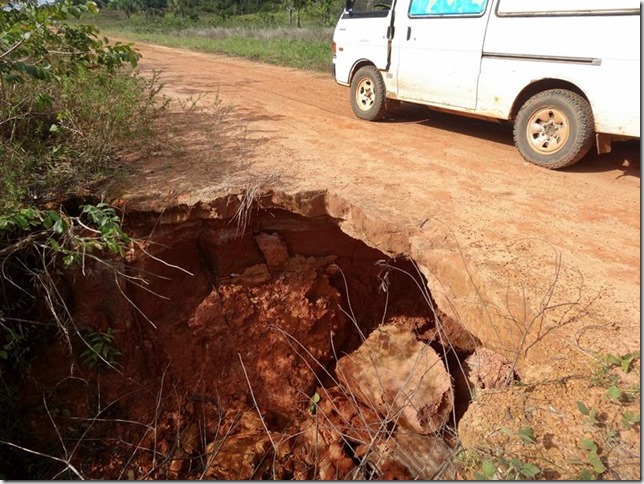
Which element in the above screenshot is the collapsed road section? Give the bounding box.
[16,193,517,479]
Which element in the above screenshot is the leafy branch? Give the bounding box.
[0,0,139,85]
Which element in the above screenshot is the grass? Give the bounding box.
[81,11,335,72]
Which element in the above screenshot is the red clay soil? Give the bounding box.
[17,208,469,479]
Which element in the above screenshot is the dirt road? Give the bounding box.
[103,41,642,477]
[117,42,640,373]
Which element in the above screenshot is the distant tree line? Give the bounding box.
[104,0,342,26]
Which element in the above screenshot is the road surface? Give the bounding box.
[116,41,641,376]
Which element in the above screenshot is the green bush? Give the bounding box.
[2,68,162,206]
[0,0,163,211]
[0,2,168,477]
[0,0,159,379]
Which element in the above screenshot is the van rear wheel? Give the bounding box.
[350,66,387,121]
[514,89,594,169]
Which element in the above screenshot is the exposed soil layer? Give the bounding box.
[14,206,479,479]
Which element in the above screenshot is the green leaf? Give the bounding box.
[579,468,596,480]
[587,452,605,474]
[63,253,78,266]
[0,218,12,231]
[14,214,29,230]
[69,5,82,17]
[622,411,640,428]
[42,214,54,229]
[46,237,60,250]
[620,352,638,373]
[309,392,321,414]
[518,426,536,444]
[35,92,54,110]
[53,217,67,235]
[86,1,99,14]
[520,462,540,478]
[3,72,23,83]
[577,401,590,416]
[481,459,496,479]
[19,207,40,223]
[14,62,50,80]
[581,439,598,452]
[607,386,622,400]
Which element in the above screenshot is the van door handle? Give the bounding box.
[406,26,411,40]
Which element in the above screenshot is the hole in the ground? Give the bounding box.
[17,205,491,480]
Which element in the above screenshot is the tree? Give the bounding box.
[110,0,139,18]
[289,0,307,27]
[0,7,157,450]
[138,0,168,18]
[168,0,198,18]
[0,0,142,211]
[308,0,341,25]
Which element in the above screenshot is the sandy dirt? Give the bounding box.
[105,41,640,478]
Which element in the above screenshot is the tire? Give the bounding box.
[513,89,595,170]
[350,66,387,121]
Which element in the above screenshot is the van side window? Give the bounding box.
[409,0,487,17]
[350,0,393,14]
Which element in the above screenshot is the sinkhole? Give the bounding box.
[15,202,506,480]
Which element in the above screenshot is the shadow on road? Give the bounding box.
[387,104,516,147]
[386,105,641,177]
[563,140,641,178]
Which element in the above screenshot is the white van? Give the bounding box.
[332,0,640,169]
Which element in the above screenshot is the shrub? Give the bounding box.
[0,0,163,211]
[0,0,159,418]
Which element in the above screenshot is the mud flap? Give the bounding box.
[596,133,612,155]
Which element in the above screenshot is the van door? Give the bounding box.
[335,0,396,75]
[393,0,492,109]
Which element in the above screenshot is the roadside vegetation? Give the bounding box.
[80,0,341,72]
[0,1,165,477]
[0,1,161,209]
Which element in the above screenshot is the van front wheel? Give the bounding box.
[514,89,594,169]
[350,66,387,121]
